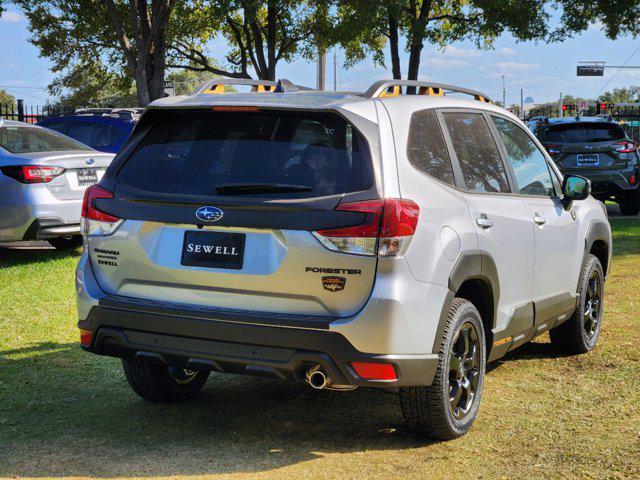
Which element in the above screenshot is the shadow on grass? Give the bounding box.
[0,243,81,268]
[0,342,433,478]
[0,337,575,478]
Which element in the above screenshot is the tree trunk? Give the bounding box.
[407,41,422,81]
[388,10,401,79]
[266,0,277,81]
[134,64,150,106]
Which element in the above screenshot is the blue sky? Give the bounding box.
[1,5,640,106]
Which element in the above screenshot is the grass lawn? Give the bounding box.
[1,220,639,480]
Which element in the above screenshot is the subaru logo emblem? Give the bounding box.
[85,158,95,165]
[195,206,223,222]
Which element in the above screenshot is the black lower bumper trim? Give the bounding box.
[79,301,438,388]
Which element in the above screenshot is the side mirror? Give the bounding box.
[561,175,591,210]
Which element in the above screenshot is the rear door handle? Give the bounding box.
[476,215,493,229]
[533,214,547,225]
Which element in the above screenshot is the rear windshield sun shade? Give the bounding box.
[542,123,626,143]
[115,110,373,197]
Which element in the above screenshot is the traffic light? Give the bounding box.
[599,103,615,110]
[562,104,573,111]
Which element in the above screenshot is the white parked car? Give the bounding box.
[75,79,611,439]
[0,119,114,248]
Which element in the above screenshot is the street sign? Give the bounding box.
[577,65,604,76]
[164,80,175,97]
[577,100,589,112]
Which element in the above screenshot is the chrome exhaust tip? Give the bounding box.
[305,364,328,390]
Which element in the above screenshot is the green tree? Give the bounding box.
[15,0,182,106]
[555,0,640,39]
[170,0,331,80]
[336,0,551,82]
[599,87,640,103]
[0,89,15,106]
[47,62,137,108]
[166,58,235,95]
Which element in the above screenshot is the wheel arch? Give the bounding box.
[584,220,611,280]
[432,251,499,355]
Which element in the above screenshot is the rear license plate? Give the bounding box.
[577,154,599,166]
[181,231,245,270]
[77,169,98,186]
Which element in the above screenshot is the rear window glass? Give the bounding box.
[541,123,625,143]
[0,126,87,153]
[117,111,373,197]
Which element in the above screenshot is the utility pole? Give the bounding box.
[333,49,338,91]
[520,89,524,120]
[316,48,326,91]
[559,92,564,118]
[501,75,506,107]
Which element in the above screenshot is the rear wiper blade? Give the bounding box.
[214,183,312,195]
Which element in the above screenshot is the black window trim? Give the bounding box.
[435,107,515,196]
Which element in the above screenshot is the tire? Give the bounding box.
[400,298,486,440]
[619,191,640,216]
[122,358,210,403]
[48,235,83,250]
[550,254,604,354]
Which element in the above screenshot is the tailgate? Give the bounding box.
[555,142,627,170]
[88,108,380,318]
[89,219,377,317]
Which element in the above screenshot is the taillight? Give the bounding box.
[350,362,397,380]
[615,140,636,153]
[81,185,122,236]
[0,165,65,183]
[79,328,93,347]
[313,198,420,257]
[544,144,561,156]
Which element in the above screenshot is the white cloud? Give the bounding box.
[0,11,23,23]
[497,47,517,56]
[496,61,539,70]
[442,46,482,58]
[423,58,470,68]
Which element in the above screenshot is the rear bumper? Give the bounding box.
[78,299,438,388]
[0,181,82,241]
[560,166,639,196]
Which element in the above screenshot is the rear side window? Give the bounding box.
[407,109,455,186]
[40,120,69,134]
[117,111,373,197]
[68,122,111,149]
[443,112,510,193]
[541,123,626,143]
[0,126,86,153]
[492,117,555,197]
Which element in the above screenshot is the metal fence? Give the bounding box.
[0,100,76,124]
[528,103,640,142]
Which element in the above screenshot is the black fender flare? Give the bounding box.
[583,220,611,280]
[431,251,500,354]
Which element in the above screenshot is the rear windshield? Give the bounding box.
[116,111,373,197]
[0,126,88,153]
[541,123,626,143]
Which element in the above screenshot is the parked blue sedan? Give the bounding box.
[37,108,140,154]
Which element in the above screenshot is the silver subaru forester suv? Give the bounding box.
[76,79,611,439]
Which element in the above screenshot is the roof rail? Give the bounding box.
[193,78,281,95]
[363,80,494,104]
[193,78,314,95]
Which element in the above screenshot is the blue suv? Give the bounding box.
[38,109,140,154]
